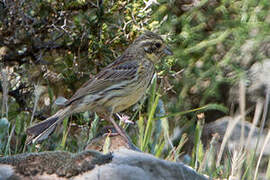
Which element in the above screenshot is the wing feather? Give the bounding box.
[65,55,139,105]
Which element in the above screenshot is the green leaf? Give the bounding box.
[87,113,99,144]
[103,135,111,154]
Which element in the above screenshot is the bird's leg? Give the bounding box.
[103,130,119,137]
[101,126,119,137]
[106,111,130,143]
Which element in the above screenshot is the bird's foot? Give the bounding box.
[102,128,119,137]
[108,116,131,143]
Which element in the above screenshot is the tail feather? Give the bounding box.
[26,117,59,136]
[26,106,71,144]
[26,117,59,144]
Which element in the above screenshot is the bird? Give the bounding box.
[26,31,173,144]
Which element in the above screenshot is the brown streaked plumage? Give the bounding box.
[26,31,173,144]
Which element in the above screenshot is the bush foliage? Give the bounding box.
[1,0,270,178]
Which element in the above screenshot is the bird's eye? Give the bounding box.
[155,42,162,48]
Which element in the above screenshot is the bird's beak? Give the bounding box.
[163,46,173,55]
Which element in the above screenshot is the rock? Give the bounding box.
[86,133,131,152]
[202,116,270,155]
[247,59,270,101]
[229,59,270,104]
[0,150,113,180]
[86,126,141,152]
[0,149,208,180]
[75,149,208,180]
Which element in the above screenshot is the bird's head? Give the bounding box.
[132,31,173,63]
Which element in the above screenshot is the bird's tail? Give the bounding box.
[26,106,72,144]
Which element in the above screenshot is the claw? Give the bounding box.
[102,128,119,137]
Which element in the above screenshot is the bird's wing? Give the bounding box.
[65,55,139,105]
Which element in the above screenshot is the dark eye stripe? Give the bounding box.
[155,42,161,48]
